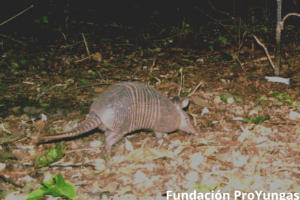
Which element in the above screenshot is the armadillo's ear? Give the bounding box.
[173,96,190,108]
[181,97,190,108]
[172,96,181,104]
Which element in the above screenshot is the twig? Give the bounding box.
[126,0,151,21]
[48,164,95,170]
[282,13,300,28]
[61,32,66,41]
[188,82,203,97]
[97,71,104,81]
[131,68,141,80]
[67,83,111,91]
[253,36,276,71]
[0,34,28,46]
[154,34,181,42]
[207,156,234,169]
[0,5,34,26]
[234,21,247,73]
[82,33,90,56]
[149,59,156,73]
[154,77,161,84]
[190,113,198,127]
[0,174,23,188]
[205,0,234,19]
[178,68,183,96]
[236,58,246,73]
[3,38,89,58]
[0,124,11,134]
[195,7,237,45]
[237,21,246,58]
[49,39,63,63]
[74,54,93,63]
[234,22,247,73]
[0,124,26,145]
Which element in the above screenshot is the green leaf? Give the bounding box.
[180,92,189,97]
[42,175,55,188]
[220,93,232,102]
[253,105,263,112]
[49,149,59,158]
[197,184,212,191]
[42,16,48,23]
[255,97,269,102]
[233,95,245,103]
[11,62,19,71]
[81,79,89,85]
[268,92,298,107]
[53,174,76,199]
[88,71,97,76]
[243,115,270,124]
[271,91,279,97]
[220,93,245,103]
[218,36,228,45]
[26,188,45,200]
[286,97,293,104]
[34,142,66,168]
[34,19,40,23]
[220,52,232,61]
[292,101,299,107]
[277,92,288,100]
[191,96,211,107]
[22,59,29,65]
[27,174,76,200]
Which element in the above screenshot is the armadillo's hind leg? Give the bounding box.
[104,130,124,159]
[154,131,164,140]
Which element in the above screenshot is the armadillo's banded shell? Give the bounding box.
[91,82,162,134]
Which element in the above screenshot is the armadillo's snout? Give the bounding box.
[189,126,199,136]
[179,121,199,136]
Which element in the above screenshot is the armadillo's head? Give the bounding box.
[173,96,199,136]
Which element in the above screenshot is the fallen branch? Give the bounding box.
[0,5,33,26]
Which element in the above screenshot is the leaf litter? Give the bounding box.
[1,29,300,200]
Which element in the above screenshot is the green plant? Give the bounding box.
[88,71,97,76]
[27,174,76,200]
[272,92,299,107]
[220,93,245,103]
[34,142,66,168]
[256,92,299,108]
[171,19,190,40]
[11,61,19,72]
[0,78,7,91]
[178,68,192,97]
[81,79,89,85]
[244,115,270,124]
[196,182,221,191]
[216,36,228,45]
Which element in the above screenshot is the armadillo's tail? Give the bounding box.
[38,111,103,142]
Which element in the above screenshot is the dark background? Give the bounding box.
[1,0,297,43]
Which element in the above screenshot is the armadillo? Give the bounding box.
[39,82,199,156]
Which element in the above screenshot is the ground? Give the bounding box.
[1,25,300,200]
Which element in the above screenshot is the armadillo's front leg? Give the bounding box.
[153,131,166,149]
[104,130,124,158]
